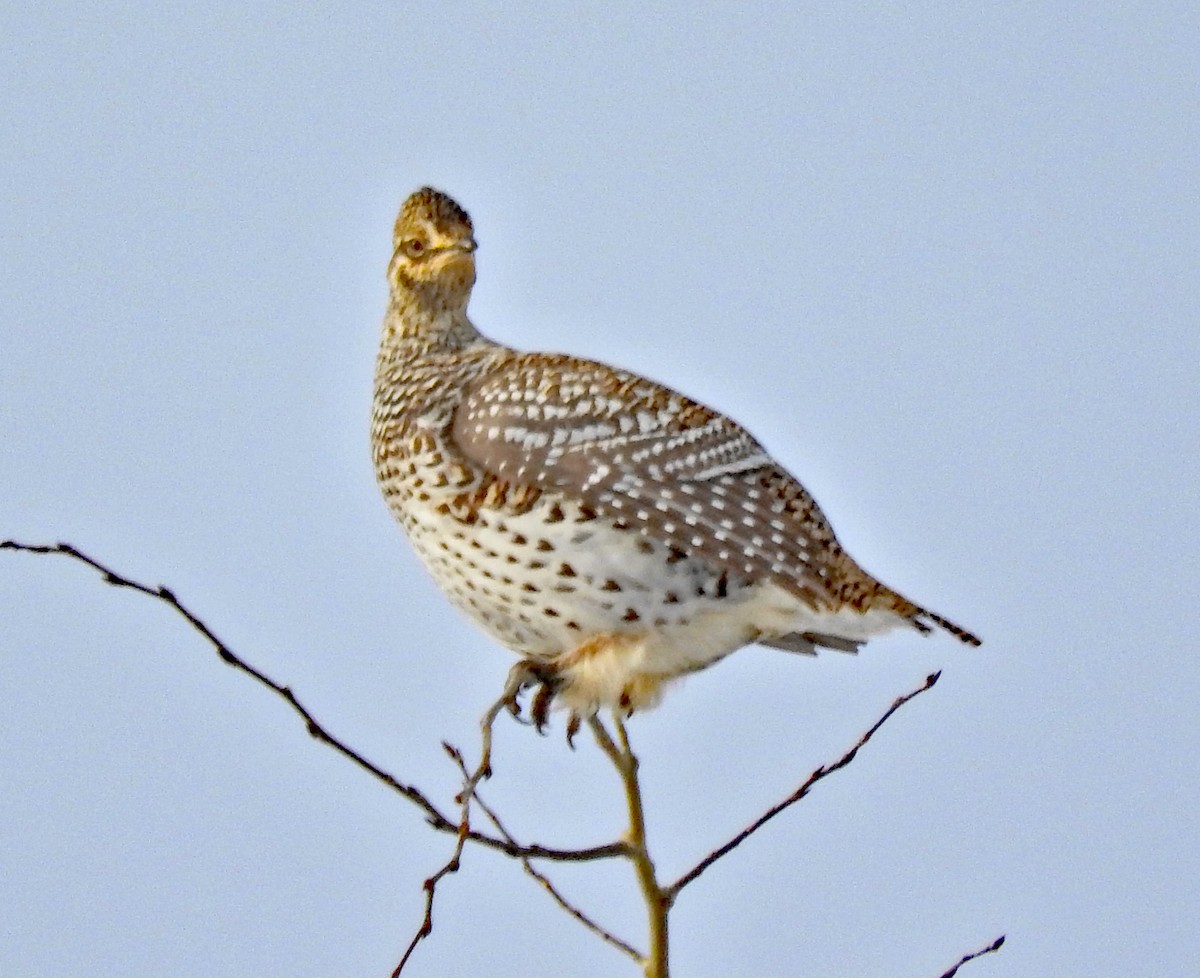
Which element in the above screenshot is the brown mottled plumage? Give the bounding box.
[372,187,979,721]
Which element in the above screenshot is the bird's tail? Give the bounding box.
[878,582,982,647]
[917,607,982,646]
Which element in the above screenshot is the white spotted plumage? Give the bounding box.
[372,187,981,720]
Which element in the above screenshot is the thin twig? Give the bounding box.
[590,714,670,978]
[391,754,469,976]
[393,673,535,974]
[0,540,623,869]
[936,934,1005,977]
[665,671,942,899]
[456,660,534,802]
[391,826,467,977]
[445,745,641,962]
[4,542,449,806]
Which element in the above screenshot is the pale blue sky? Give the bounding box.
[3,4,1198,976]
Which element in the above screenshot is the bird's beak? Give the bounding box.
[436,238,477,279]
[442,238,477,268]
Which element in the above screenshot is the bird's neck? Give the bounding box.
[382,286,482,354]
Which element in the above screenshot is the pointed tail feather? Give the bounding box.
[880,583,982,647]
[920,609,982,646]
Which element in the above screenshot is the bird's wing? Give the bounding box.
[450,353,840,606]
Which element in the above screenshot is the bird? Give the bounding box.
[372,187,980,728]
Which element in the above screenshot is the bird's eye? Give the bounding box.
[402,238,426,259]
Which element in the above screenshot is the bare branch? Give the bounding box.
[936,934,1005,977]
[6,540,1000,974]
[391,822,467,977]
[392,673,532,975]
[590,714,670,978]
[5,541,449,806]
[666,671,942,899]
[397,673,635,976]
[446,745,641,962]
[0,540,623,868]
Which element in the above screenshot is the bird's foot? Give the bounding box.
[503,658,587,742]
[565,712,582,749]
[501,660,539,723]
[501,659,586,747]
[528,667,562,734]
[500,659,563,735]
